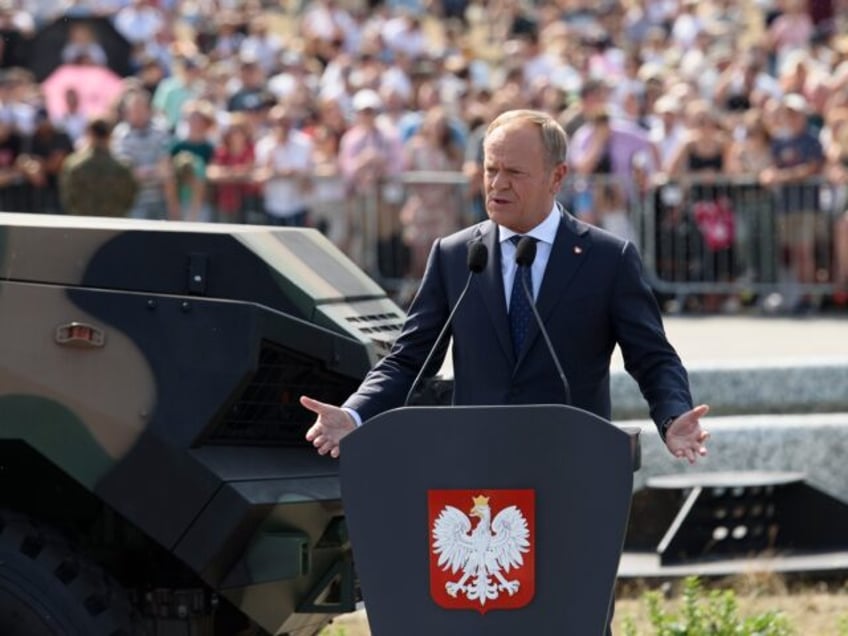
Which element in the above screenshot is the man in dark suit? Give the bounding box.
[302,109,709,463]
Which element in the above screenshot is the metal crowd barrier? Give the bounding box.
[358,171,472,303]
[7,169,846,310]
[204,171,848,310]
[0,180,65,215]
[637,175,840,310]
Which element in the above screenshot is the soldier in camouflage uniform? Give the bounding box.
[59,118,139,217]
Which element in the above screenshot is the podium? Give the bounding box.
[339,405,638,636]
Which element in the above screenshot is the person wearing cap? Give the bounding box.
[759,93,824,313]
[227,54,272,114]
[649,94,686,168]
[338,88,404,274]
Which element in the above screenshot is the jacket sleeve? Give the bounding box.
[610,241,693,431]
[342,238,451,423]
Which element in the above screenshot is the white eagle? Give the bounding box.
[432,495,530,606]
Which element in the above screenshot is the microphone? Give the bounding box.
[404,241,488,406]
[514,236,572,404]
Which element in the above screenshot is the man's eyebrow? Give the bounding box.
[485,162,525,171]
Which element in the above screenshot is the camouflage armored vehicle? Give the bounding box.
[0,212,405,635]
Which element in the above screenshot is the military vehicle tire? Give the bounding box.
[0,511,140,636]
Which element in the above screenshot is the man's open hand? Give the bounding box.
[301,395,356,458]
[665,404,710,463]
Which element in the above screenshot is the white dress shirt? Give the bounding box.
[499,203,561,308]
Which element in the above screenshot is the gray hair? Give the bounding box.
[485,109,568,167]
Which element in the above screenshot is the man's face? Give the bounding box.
[188,112,210,135]
[787,109,808,135]
[241,63,263,87]
[356,107,377,126]
[270,112,292,137]
[125,98,151,127]
[483,121,566,233]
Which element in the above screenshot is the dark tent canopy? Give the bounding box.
[26,16,132,82]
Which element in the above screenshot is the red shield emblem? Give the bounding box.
[428,489,535,613]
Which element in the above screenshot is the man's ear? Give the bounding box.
[550,162,568,194]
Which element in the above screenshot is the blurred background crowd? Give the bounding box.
[1,0,848,312]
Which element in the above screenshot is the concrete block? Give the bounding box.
[624,413,848,504]
[612,361,848,420]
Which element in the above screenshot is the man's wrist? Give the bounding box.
[342,407,363,428]
[660,415,677,441]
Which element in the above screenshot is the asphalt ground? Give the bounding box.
[437,315,848,378]
[618,315,848,369]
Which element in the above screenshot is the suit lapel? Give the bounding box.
[474,221,515,364]
[514,212,592,368]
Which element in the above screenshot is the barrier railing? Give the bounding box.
[637,175,840,311]
[209,171,471,303]
[5,170,845,310]
[558,173,644,248]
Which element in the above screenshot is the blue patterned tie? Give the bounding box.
[509,236,535,356]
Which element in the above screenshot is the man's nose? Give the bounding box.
[488,171,507,189]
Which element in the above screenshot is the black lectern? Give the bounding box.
[339,405,637,636]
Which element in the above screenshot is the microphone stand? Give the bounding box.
[404,243,488,406]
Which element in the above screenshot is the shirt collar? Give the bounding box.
[499,203,561,246]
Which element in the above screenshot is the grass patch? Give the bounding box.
[320,574,848,635]
[620,576,793,635]
[616,574,848,636]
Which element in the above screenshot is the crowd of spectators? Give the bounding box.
[0,0,847,311]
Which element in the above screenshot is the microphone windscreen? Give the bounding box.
[467,241,489,273]
[515,236,537,267]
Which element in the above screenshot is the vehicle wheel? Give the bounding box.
[0,510,139,636]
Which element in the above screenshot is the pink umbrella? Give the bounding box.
[41,64,126,120]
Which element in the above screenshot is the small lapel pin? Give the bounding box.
[574,246,583,255]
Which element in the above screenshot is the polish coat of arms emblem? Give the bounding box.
[428,489,535,613]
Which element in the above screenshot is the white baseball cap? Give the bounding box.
[352,89,383,112]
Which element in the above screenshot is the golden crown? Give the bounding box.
[472,495,490,507]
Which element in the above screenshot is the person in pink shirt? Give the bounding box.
[399,106,464,278]
[768,0,815,71]
[338,89,405,277]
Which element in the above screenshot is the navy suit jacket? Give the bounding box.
[344,211,693,431]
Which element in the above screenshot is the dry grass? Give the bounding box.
[320,573,848,636]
